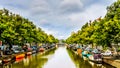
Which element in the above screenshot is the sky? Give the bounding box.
[0,0,116,39]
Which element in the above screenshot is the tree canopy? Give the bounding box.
[0,9,58,46]
[66,0,120,48]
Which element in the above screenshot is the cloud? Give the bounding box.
[59,0,83,14]
[43,28,58,35]
[41,27,67,39]
[67,3,107,28]
[39,19,48,25]
[29,0,52,15]
[28,0,116,39]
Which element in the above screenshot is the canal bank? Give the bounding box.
[67,48,116,68]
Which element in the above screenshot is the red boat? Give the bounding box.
[15,54,25,59]
[15,57,24,63]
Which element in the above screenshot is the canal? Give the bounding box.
[0,46,115,68]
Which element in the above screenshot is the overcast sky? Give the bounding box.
[0,0,116,39]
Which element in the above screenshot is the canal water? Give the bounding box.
[0,46,115,68]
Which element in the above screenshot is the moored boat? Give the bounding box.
[2,57,11,64]
[82,50,102,63]
[32,50,36,54]
[39,48,45,52]
[88,53,102,64]
[82,51,90,60]
[26,52,32,56]
[15,57,24,63]
[15,54,25,59]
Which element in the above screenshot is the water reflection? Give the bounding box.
[67,49,115,68]
[0,48,56,68]
[11,55,48,68]
[0,47,115,68]
[43,47,76,68]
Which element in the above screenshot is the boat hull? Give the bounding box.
[88,54,102,64]
[15,54,25,59]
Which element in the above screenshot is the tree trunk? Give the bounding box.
[91,43,93,48]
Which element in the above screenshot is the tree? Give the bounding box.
[0,9,58,48]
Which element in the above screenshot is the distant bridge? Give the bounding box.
[57,43,65,47]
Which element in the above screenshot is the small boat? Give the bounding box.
[2,58,11,63]
[15,54,25,59]
[39,48,44,52]
[32,50,36,54]
[82,50,102,63]
[82,51,89,58]
[82,51,90,60]
[15,57,24,63]
[26,52,32,56]
[88,53,102,64]
[82,56,88,60]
